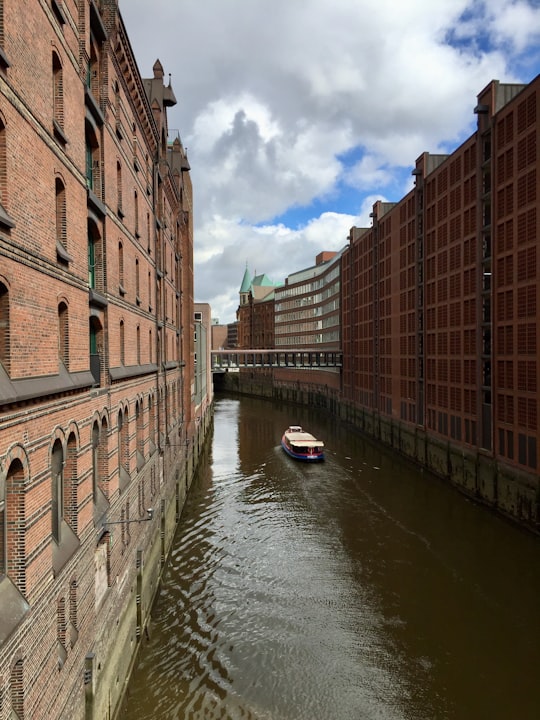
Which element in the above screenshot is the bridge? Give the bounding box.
[211,349,342,372]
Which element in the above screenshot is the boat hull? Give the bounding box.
[281,426,325,462]
[281,439,324,461]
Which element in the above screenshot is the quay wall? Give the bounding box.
[107,406,213,720]
[215,371,540,536]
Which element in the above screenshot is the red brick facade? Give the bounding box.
[342,77,540,489]
[0,2,201,719]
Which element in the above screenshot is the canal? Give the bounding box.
[122,395,540,720]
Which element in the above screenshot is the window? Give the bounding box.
[89,316,102,386]
[134,189,139,237]
[58,301,69,369]
[0,117,15,228]
[85,122,101,198]
[117,161,123,218]
[136,400,144,469]
[55,178,71,263]
[91,422,100,502]
[0,280,9,373]
[136,324,141,364]
[92,417,109,501]
[2,460,25,593]
[118,241,125,295]
[114,81,123,140]
[119,320,125,365]
[0,2,10,70]
[87,39,99,98]
[52,52,66,143]
[51,440,63,543]
[148,394,156,451]
[52,0,67,26]
[118,409,130,492]
[51,435,79,571]
[88,226,96,289]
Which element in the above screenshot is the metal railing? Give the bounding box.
[211,349,342,371]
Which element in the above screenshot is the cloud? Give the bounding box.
[120,0,540,323]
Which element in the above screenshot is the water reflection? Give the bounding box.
[123,396,540,720]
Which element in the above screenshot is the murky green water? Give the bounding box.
[122,395,540,719]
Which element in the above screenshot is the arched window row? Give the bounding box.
[0,392,163,590]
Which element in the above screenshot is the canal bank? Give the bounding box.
[102,407,214,720]
[214,369,539,535]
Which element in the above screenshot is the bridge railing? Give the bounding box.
[211,349,342,371]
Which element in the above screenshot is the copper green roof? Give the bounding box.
[239,266,252,293]
[251,273,276,287]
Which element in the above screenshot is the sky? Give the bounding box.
[120,0,540,325]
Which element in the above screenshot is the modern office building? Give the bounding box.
[274,250,343,349]
[0,2,204,718]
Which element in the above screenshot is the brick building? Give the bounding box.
[236,267,279,348]
[0,2,206,718]
[342,77,539,524]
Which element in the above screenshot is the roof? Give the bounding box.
[239,266,252,293]
[251,273,276,287]
[252,286,276,302]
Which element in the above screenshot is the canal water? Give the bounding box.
[122,395,540,720]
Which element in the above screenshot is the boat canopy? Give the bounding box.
[285,428,324,448]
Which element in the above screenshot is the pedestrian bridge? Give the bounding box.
[211,349,342,372]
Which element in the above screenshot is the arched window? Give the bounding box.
[135,257,140,304]
[118,409,130,492]
[87,38,99,98]
[0,280,10,373]
[116,160,123,217]
[51,439,63,543]
[135,400,144,469]
[0,117,15,229]
[88,219,101,290]
[119,319,125,365]
[92,422,99,502]
[58,301,69,369]
[85,120,101,197]
[89,315,102,386]
[55,177,71,263]
[114,81,123,139]
[134,189,139,237]
[3,459,25,593]
[118,241,125,295]
[52,51,65,142]
[92,417,109,503]
[148,394,156,451]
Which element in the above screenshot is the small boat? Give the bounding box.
[281,425,325,462]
